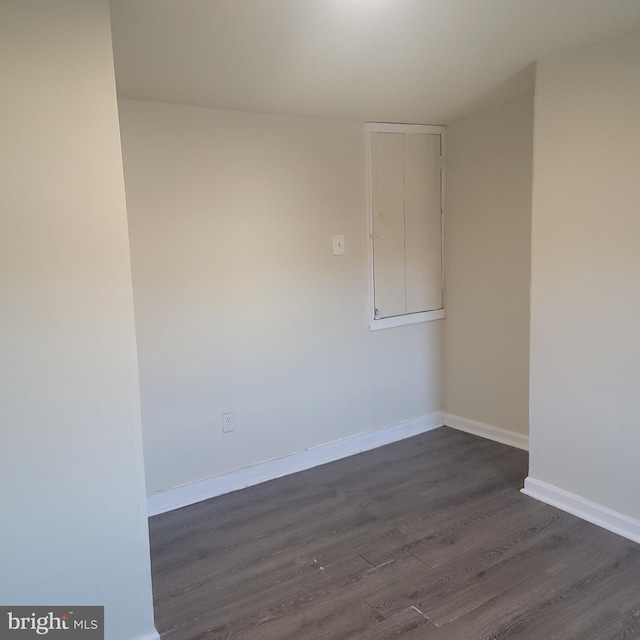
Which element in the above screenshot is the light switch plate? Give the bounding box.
[332,235,345,255]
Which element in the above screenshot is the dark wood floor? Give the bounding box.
[149,427,640,640]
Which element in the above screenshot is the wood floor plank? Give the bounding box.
[356,488,544,568]
[364,510,574,622]
[153,499,379,604]
[230,598,381,640]
[416,519,619,635]
[483,540,640,640]
[348,606,441,640]
[148,427,640,640]
[157,544,373,637]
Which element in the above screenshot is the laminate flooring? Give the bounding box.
[149,427,640,640]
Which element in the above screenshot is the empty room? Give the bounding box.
[2,1,640,639]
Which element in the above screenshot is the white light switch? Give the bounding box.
[332,235,345,256]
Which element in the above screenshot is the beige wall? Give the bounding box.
[444,97,533,434]
[118,100,443,496]
[0,2,156,639]
[529,32,640,518]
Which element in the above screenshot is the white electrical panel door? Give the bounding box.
[370,129,443,322]
[371,132,406,318]
[404,132,442,314]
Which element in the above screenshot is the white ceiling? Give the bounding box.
[109,0,640,124]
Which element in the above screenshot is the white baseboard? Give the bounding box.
[147,412,444,516]
[443,413,529,451]
[522,477,640,545]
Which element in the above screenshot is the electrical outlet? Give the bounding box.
[332,234,345,256]
[222,412,235,433]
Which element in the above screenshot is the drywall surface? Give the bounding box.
[444,97,533,434]
[119,100,443,496]
[529,32,640,518]
[0,2,156,639]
